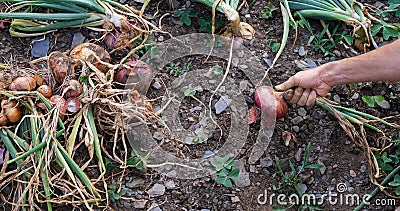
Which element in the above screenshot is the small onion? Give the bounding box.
[66,97,81,113]
[2,100,22,123]
[50,95,67,119]
[48,51,71,84]
[34,74,45,86]
[37,85,52,98]
[64,80,82,98]
[70,43,110,73]
[36,102,49,113]
[9,76,36,91]
[0,82,6,90]
[0,114,8,126]
[254,86,288,120]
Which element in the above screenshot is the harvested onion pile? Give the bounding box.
[0,43,155,210]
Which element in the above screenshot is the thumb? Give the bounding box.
[274,76,297,91]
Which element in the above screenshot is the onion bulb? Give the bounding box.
[254,86,288,120]
[64,80,82,98]
[0,114,8,126]
[0,82,6,90]
[115,60,152,94]
[70,43,110,73]
[1,100,22,123]
[50,95,67,119]
[37,85,52,98]
[66,97,81,113]
[48,51,71,84]
[9,76,36,91]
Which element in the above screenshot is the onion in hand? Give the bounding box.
[254,86,288,120]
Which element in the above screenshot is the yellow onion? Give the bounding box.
[34,74,45,86]
[0,82,6,90]
[70,43,110,73]
[9,76,36,91]
[1,100,22,123]
[254,86,288,120]
[37,85,52,98]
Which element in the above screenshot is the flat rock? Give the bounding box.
[297,108,307,117]
[71,32,86,49]
[149,202,162,211]
[31,36,50,58]
[299,46,306,56]
[215,95,232,115]
[133,200,148,209]
[165,180,176,189]
[291,116,303,125]
[126,178,145,188]
[148,183,165,197]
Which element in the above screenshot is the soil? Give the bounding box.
[0,0,399,211]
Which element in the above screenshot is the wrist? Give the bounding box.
[317,61,345,87]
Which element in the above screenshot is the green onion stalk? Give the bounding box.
[287,0,383,50]
[195,0,255,39]
[0,0,158,48]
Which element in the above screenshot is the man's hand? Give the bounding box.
[274,67,332,106]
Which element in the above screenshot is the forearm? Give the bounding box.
[320,39,400,86]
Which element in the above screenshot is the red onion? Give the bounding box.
[254,86,288,120]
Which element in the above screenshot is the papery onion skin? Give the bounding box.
[48,51,71,84]
[65,80,82,98]
[37,85,52,98]
[0,114,8,126]
[2,100,22,123]
[9,76,36,91]
[70,43,110,73]
[50,95,67,119]
[254,86,288,120]
[66,97,81,113]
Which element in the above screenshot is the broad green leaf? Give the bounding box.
[228,168,240,179]
[362,96,375,107]
[184,88,196,97]
[373,95,385,106]
[180,13,191,26]
[388,174,400,186]
[224,159,236,169]
[215,176,232,187]
[383,27,399,40]
[212,65,223,74]
[371,25,383,36]
[343,35,354,46]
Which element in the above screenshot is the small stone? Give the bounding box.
[351,93,359,100]
[126,178,145,188]
[71,32,86,49]
[262,52,268,58]
[350,170,356,178]
[215,95,232,114]
[232,58,239,67]
[148,184,165,197]
[360,165,367,173]
[231,196,241,203]
[299,46,306,56]
[133,200,148,209]
[292,126,300,133]
[153,132,164,141]
[152,81,162,89]
[291,116,303,125]
[213,198,219,204]
[200,209,211,211]
[244,95,254,104]
[295,148,303,162]
[245,14,251,18]
[149,202,162,211]
[185,137,193,144]
[379,100,390,109]
[31,36,50,58]
[203,150,215,159]
[249,165,256,173]
[298,184,307,194]
[333,95,341,103]
[239,80,248,91]
[345,140,351,145]
[165,180,176,189]
[263,58,272,67]
[259,159,272,168]
[297,108,307,117]
[305,58,317,68]
[158,35,164,42]
[318,160,326,175]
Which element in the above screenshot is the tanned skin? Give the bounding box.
[275,39,400,106]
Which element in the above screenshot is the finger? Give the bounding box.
[290,87,303,104]
[297,89,311,106]
[275,76,297,91]
[283,89,294,101]
[306,90,317,107]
